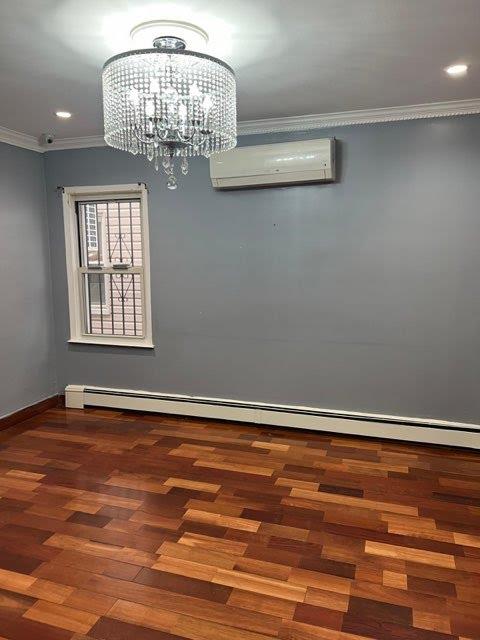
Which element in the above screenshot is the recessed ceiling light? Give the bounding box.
[55,111,72,118]
[445,64,468,77]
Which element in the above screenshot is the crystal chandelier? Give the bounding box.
[102,23,237,190]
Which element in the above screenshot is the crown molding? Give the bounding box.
[46,135,107,151]
[0,125,42,152]
[237,98,480,135]
[2,98,480,153]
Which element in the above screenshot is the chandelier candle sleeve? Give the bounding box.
[102,36,237,190]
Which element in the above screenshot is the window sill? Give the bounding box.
[68,338,154,349]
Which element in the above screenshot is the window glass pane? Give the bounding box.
[89,273,106,306]
[77,197,145,339]
[77,199,142,268]
[107,200,143,268]
[83,273,144,337]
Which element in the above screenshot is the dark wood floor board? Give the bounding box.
[0,406,478,639]
[89,616,185,640]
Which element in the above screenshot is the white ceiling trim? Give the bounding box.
[2,98,480,153]
[238,98,480,135]
[44,135,107,151]
[0,125,42,152]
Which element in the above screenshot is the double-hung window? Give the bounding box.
[62,184,153,347]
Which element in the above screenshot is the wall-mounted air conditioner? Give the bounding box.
[210,138,335,189]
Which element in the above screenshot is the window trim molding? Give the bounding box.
[62,184,154,348]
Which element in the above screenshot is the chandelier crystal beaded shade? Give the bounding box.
[102,23,237,190]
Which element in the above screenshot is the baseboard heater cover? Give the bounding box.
[65,385,480,449]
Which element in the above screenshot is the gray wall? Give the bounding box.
[44,115,480,423]
[0,142,56,417]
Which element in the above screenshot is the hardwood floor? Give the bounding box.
[0,406,479,640]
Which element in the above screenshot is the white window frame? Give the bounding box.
[62,184,153,348]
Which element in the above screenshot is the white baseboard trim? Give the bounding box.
[65,385,480,449]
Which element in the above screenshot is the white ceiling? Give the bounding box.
[1,0,479,139]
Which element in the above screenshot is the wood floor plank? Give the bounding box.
[0,587,36,616]
[288,567,352,595]
[212,568,307,602]
[413,610,452,633]
[183,509,261,532]
[0,567,36,593]
[175,612,278,640]
[227,589,297,618]
[193,460,275,477]
[135,567,233,603]
[105,474,172,495]
[152,555,219,581]
[289,488,419,516]
[177,532,248,556]
[25,578,75,604]
[23,600,99,634]
[382,570,408,589]
[90,617,184,640]
[0,406,479,639]
[164,478,221,493]
[44,533,157,567]
[107,599,178,633]
[63,588,117,615]
[0,608,73,640]
[158,540,237,569]
[278,619,367,640]
[365,540,457,568]
[304,586,350,612]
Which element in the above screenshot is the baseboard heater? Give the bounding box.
[65,385,480,449]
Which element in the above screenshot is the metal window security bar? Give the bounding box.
[76,199,144,337]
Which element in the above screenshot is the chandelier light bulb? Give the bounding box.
[178,103,187,122]
[145,100,155,117]
[189,82,201,98]
[203,94,214,113]
[149,78,160,93]
[102,20,237,190]
[128,88,139,105]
